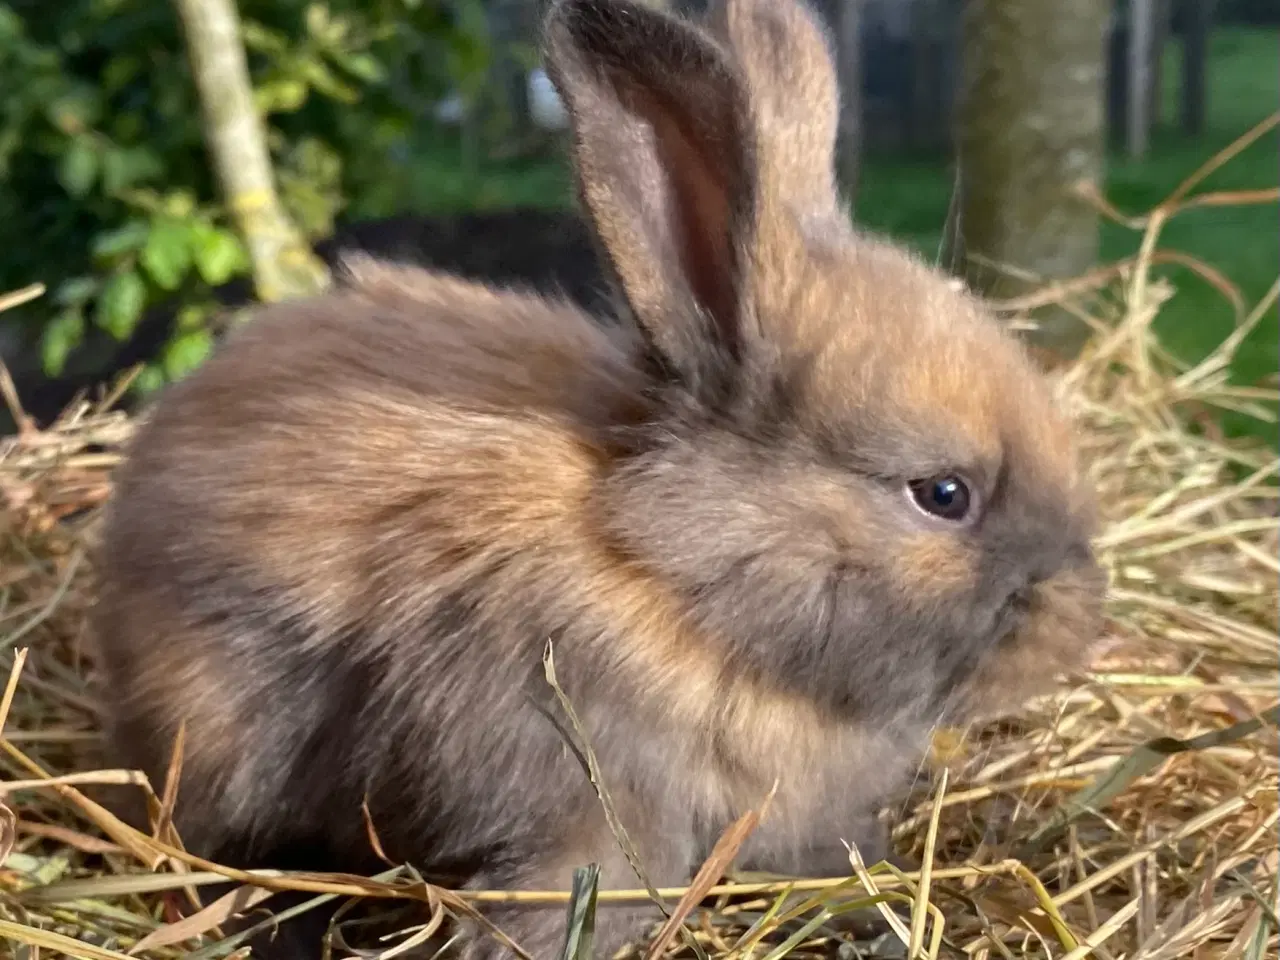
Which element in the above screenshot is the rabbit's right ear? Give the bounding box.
[543,0,758,395]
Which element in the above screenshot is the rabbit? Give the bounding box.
[87,0,1108,958]
[4,208,609,434]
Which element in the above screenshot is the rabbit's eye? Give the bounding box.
[907,474,972,522]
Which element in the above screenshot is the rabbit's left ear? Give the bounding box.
[543,0,761,397]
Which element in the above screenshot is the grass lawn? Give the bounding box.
[386,26,1278,443]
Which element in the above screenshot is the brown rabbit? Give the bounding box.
[89,0,1107,957]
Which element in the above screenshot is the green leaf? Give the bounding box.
[95,269,147,341]
[256,78,309,114]
[57,138,98,198]
[101,56,142,95]
[161,328,214,382]
[46,88,101,135]
[559,864,600,960]
[112,186,165,215]
[301,57,359,103]
[331,51,385,84]
[162,190,197,219]
[304,3,331,39]
[132,364,167,396]
[53,276,99,308]
[41,308,85,377]
[0,6,23,39]
[91,220,151,262]
[100,146,164,194]
[141,218,192,291]
[176,304,210,332]
[191,224,246,285]
[110,110,146,142]
[241,20,290,56]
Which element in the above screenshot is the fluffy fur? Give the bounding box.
[89,1,1107,957]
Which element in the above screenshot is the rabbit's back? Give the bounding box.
[91,263,662,867]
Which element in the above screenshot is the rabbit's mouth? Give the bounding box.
[956,562,1108,715]
[992,586,1035,646]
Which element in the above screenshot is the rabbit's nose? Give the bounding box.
[1025,535,1095,588]
[1067,538,1100,572]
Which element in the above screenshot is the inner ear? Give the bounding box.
[643,96,743,361]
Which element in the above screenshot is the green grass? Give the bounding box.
[1102,29,1277,384]
[387,27,1278,443]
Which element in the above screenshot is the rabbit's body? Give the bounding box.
[94,260,914,857]
[94,266,915,954]
[91,1,1107,958]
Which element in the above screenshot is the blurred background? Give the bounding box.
[0,0,1275,441]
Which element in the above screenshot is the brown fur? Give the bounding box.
[89,1,1107,958]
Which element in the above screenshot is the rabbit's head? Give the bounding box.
[544,0,1106,725]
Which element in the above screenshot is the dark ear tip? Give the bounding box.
[542,0,626,43]
[542,0,723,99]
[543,0,691,57]
[541,0,616,70]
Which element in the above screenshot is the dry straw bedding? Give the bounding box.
[0,122,1276,960]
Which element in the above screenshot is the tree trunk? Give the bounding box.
[1127,0,1156,158]
[1148,0,1172,130]
[1180,0,1214,136]
[172,0,329,303]
[955,0,1109,361]
[834,0,865,207]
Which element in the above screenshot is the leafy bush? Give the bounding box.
[0,0,491,393]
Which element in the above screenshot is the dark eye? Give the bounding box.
[907,474,973,522]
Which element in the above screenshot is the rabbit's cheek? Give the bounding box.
[887,531,979,602]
